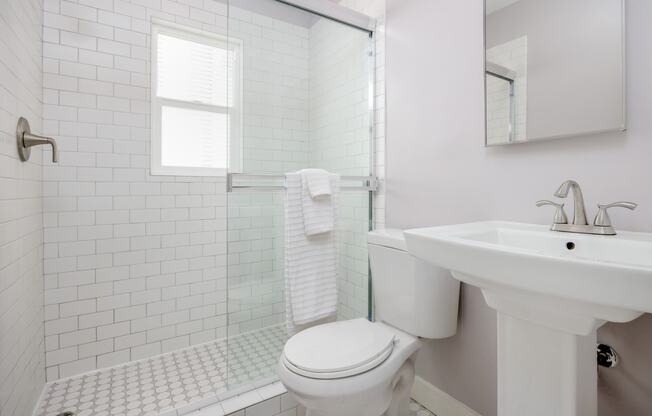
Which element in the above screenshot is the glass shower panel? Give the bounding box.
[309,17,373,322]
[226,0,373,390]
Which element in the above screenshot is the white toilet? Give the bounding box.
[278,229,461,416]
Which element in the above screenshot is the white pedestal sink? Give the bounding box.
[404,222,652,416]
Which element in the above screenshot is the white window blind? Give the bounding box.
[151,22,242,176]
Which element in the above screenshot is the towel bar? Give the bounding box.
[227,173,378,192]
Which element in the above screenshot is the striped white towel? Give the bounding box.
[285,173,339,334]
[300,171,339,236]
[300,168,332,199]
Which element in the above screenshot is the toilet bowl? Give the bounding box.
[278,229,461,416]
[278,319,421,416]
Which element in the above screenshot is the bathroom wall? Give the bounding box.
[0,0,45,414]
[41,0,312,380]
[385,0,652,415]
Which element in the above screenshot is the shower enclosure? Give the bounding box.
[35,1,376,414]
[223,0,376,391]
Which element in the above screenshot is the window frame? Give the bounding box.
[150,20,243,176]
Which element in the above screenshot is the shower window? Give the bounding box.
[151,22,243,175]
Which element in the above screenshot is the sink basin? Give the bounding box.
[404,221,652,334]
[404,221,652,416]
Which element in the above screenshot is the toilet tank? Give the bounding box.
[368,229,460,339]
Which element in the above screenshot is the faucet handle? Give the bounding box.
[536,200,568,224]
[593,202,638,227]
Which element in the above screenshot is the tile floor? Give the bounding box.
[186,380,436,416]
[35,325,287,416]
[35,322,436,416]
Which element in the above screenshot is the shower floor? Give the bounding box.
[35,325,287,416]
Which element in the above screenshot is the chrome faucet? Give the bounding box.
[554,180,588,225]
[537,180,637,235]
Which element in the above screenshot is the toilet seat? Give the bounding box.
[282,319,397,380]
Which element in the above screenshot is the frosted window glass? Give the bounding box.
[157,33,234,107]
[161,106,228,169]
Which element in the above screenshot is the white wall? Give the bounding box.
[0,0,45,415]
[41,0,312,380]
[386,0,652,415]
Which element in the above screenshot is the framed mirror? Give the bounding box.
[484,0,626,146]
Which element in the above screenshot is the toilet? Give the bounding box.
[278,229,461,416]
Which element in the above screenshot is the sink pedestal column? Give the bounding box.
[497,313,597,416]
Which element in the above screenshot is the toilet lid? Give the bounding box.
[282,319,396,379]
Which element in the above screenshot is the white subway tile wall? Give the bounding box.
[340,0,387,230]
[42,0,386,382]
[225,9,310,339]
[309,17,372,320]
[0,0,46,415]
[42,0,236,381]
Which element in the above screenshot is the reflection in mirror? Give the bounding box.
[485,0,626,146]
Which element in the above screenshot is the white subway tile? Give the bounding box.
[46,347,78,366]
[79,339,114,358]
[78,20,115,40]
[61,1,98,22]
[79,79,114,96]
[98,10,131,30]
[97,321,130,340]
[60,30,97,50]
[79,49,114,68]
[44,11,79,32]
[59,358,97,378]
[79,310,114,329]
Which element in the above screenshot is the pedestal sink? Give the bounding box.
[404,222,652,416]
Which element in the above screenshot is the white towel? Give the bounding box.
[285,173,339,334]
[300,168,332,199]
[300,172,339,236]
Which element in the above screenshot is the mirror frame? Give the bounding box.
[483,0,627,147]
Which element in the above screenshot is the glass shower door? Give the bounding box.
[225,0,375,391]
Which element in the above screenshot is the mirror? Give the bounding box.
[485,0,626,146]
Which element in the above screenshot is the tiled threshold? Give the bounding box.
[177,380,298,416]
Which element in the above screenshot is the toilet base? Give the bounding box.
[383,396,410,416]
[305,396,409,416]
[302,359,415,416]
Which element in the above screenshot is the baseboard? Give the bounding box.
[411,376,482,416]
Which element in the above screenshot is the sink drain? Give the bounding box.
[56,412,75,416]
